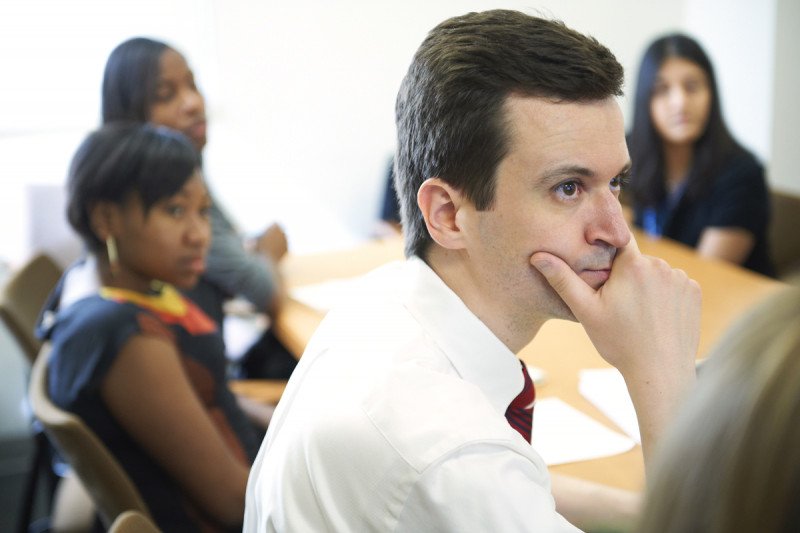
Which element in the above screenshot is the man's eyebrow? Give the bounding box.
[542,165,595,183]
[537,165,595,190]
[540,162,632,188]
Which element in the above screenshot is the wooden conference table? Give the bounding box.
[231,229,786,491]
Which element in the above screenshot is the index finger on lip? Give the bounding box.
[615,229,639,259]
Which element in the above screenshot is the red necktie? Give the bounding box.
[505,361,536,442]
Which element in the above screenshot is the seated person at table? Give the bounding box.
[101,36,297,379]
[38,123,257,531]
[626,33,774,276]
[639,287,800,533]
[244,10,701,532]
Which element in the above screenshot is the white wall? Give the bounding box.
[684,0,775,164]
[769,0,800,194]
[201,0,684,252]
[0,0,794,266]
[0,0,219,267]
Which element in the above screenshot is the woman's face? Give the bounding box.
[649,57,712,147]
[111,171,211,292]
[149,49,207,152]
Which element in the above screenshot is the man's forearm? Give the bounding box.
[623,362,696,469]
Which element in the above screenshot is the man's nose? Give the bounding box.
[586,191,631,249]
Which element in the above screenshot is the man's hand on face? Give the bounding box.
[529,232,700,380]
[530,233,700,463]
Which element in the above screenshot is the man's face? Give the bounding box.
[459,95,631,334]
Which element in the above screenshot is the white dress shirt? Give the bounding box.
[244,257,579,532]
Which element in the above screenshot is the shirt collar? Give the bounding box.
[402,256,524,416]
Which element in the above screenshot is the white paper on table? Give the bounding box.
[578,368,641,443]
[290,261,407,312]
[532,397,636,466]
[290,276,372,312]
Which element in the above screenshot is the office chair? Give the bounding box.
[0,253,62,363]
[769,189,800,281]
[0,253,63,533]
[28,342,153,530]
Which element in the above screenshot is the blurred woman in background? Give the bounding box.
[627,33,774,276]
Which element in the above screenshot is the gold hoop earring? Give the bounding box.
[106,236,119,277]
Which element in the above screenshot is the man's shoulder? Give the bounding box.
[361,357,528,472]
[297,332,524,470]
[253,292,549,531]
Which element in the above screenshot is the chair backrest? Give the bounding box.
[28,342,152,529]
[0,253,62,363]
[108,510,161,533]
[770,189,800,279]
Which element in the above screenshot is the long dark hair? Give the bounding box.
[627,33,744,208]
[102,37,170,124]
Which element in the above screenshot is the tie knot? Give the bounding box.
[508,361,535,410]
[505,361,536,442]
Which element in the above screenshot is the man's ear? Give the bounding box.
[417,178,468,250]
[88,201,121,243]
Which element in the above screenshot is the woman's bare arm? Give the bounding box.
[101,334,250,527]
[697,227,754,265]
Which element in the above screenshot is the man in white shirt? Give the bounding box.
[244,9,700,532]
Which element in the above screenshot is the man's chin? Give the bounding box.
[540,285,578,322]
[552,299,578,322]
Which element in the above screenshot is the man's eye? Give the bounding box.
[612,173,630,191]
[558,181,578,196]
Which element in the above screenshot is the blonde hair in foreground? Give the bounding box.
[639,287,800,533]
